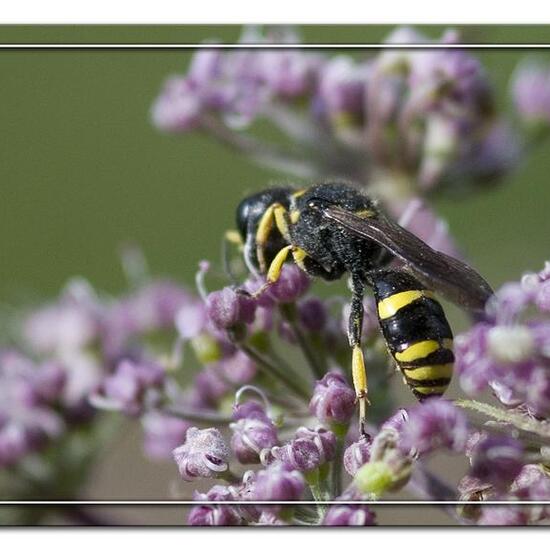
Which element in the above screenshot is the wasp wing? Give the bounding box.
[322,206,493,312]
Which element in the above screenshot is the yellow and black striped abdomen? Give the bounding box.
[372,271,454,400]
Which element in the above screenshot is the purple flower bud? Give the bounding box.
[141,412,191,461]
[230,416,279,464]
[0,424,27,467]
[267,264,310,303]
[253,462,305,501]
[151,77,203,132]
[243,277,276,308]
[33,361,66,403]
[344,435,372,476]
[188,49,223,86]
[188,483,243,526]
[219,351,257,386]
[192,366,230,408]
[535,279,550,312]
[512,60,550,125]
[511,464,550,501]
[318,56,367,122]
[471,435,523,487]
[469,434,524,488]
[175,300,208,340]
[271,427,336,472]
[206,287,256,330]
[173,427,230,481]
[455,323,495,396]
[399,400,469,456]
[259,50,321,99]
[24,299,98,355]
[94,359,165,416]
[309,371,356,427]
[322,504,377,526]
[380,408,409,434]
[232,400,269,422]
[298,297,328,332]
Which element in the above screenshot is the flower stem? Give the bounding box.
[330,437,344,498]
[238,343,311,401]
[279,303,328,380]
[164,406,233,425]
[455,399,550,443]
[200,115,316,179]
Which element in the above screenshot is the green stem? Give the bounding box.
[455,399,550,443]
[305,469,328,521]
[164,406,233,425]
[239,343,311,401]
[279,303,328,380]
[330,437,345,498]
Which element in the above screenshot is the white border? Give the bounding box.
[0,32,548,509]
[1,0,550,25]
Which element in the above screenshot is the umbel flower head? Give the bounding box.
[455,261,550,415]
[152,25,521,201]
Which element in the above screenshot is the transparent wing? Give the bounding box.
[322,206,493,312]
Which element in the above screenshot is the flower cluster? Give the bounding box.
[152,26,523,204]
[455,261,550,416]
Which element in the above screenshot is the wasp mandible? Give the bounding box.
[227,182,493,435]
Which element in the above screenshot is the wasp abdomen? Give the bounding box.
[372,270,454,400]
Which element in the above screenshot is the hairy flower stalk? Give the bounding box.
[5,24,550,527]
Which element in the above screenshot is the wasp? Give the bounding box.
[227,182,493,435]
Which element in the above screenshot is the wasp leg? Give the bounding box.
[251,243,312,300]
[348,273,370,436]
[255,202,293,274]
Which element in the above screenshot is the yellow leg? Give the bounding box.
[352,345,370,436]
[251,245,293,299]
[255,202,293,273]
[273,203,291,241]
[255,204,277,273]
[225,229,243,247]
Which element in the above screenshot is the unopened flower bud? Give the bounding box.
[344,435,372,476]
[399,400,468,456]
[268,264,310,303]
[93,359,165,416]
[298,297,328,332]
[151,77,203,132]
[173,427,230,481]
[206,287,256,330]
[253,462,305,501]
[309,371,356,428]
[230,416,279,464]
[469,434,524,488]
[271,427,336,472]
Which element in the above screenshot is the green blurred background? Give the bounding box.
[1,25,550,524]
[1,25,550,304]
